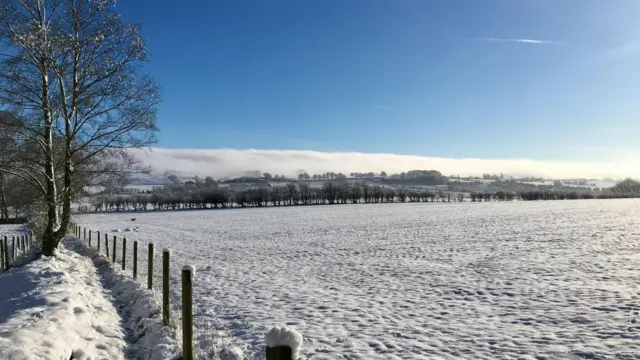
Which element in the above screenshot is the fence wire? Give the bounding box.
[0,232,34,272]
[76,225,248,359]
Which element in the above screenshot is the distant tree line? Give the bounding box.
[82,177,640,213]
[516,179,640,201]
[211,169,447,185]
[87,180,465,212]
[609,178,640,193]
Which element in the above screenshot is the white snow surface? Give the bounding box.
[78,199,640,359]
[0,238,180,360]
[0,242,127,359]
[265,326,303,359]
[71,238,182,360]
[0,224,28,237]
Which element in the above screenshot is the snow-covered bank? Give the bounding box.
[0,238,180,360]
[64,238,181,360]
[0,243,127,359]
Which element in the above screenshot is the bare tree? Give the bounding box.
[204,176,217,187]
[0,112,18,218]
[0,0,159,255]
[0,173,8,218]
[396,189,407,202]
[285,183,298,205]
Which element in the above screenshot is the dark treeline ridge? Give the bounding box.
[84,178,640,212]
[89,181,461,212]
[219,169,447,185]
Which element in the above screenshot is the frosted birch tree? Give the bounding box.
[0,0,159,255]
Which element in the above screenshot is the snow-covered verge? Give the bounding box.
[0,237,181,360]
[0,243,127,359]
[63,237,182,360]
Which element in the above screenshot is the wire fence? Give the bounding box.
[0,232,35,273]
[71,223,298,360]
[74,225,185,335]
[0,223,300,359]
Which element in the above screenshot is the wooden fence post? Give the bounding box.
[89,230,92,248]
[106,236,109,257]
[182,265,195,360]
[162,249,171,326]
[112,236,116,264]
[265,327,303,360]
[266,347,293,360]
[133,241,138,279]
[122,237,127,270]
[97,231,101,252]
[148,243,154,290]
[84,227,86,240]
[0,241,4,271]
[3,236,8,268]
[21,235,26,252]
[12,236,16,261]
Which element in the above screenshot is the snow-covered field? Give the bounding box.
[78,200,640,359]
[0,224,28,237]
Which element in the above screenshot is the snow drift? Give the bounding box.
[0,238,181,360]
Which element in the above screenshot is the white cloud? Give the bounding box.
[486,38,552,44]
[372,105,388,109]
[129,147,636,180]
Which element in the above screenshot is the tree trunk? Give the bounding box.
[41,118,60,256]
[40,53,60,256]
[53,146,73,248]
[0,173,8,218]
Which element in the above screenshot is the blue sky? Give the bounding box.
[118,0,640,164]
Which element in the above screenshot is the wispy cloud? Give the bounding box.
[485,38,552,45]
[596,40,640,63]
[372,105,388,109]
[129,147,637,180]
